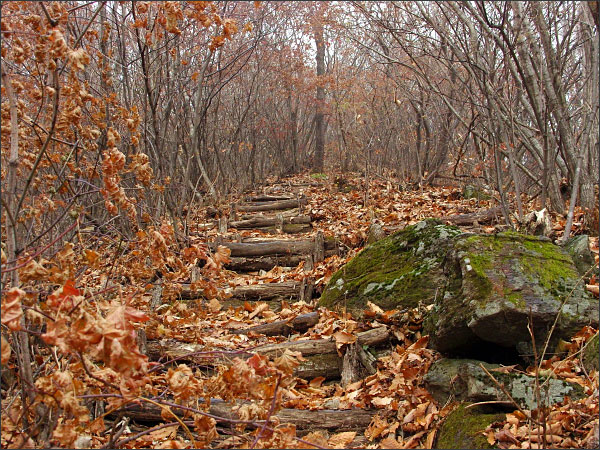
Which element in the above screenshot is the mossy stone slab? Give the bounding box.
[424,358,585,410]
[319,219,461,312]
[426,232,598,356]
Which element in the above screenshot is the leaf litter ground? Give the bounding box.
[1,172,598,449]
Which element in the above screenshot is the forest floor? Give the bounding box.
[2,172,599,449]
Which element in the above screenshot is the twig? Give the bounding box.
[138,397,197,447]
[463,401,515,410]
[250,373,282,449]
[112,420,192,448]
[478,363,543,427]
[0,219,79,273]
[78,352,120,392]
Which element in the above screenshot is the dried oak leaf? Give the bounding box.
[274,349,304,375]
[1,287,25,331]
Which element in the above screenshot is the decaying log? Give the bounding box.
[265,223,312,234]
[145,327,389,379]
[295,353,343,380]
[235,198,306,213]
[115,399,375,431]
[231,312,319,336]
[314,231,324,262]
[341,343,377,387]
[298,278,314,303]
[229,215,311,230]
[239,209,300,221]
[444,207,503,226]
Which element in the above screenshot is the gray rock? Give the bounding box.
[424,358,585,410]
[425,232,598,358]
[562,235,596,278]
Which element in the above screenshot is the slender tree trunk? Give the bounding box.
[313,17,325,173]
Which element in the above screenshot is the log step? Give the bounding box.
[180,279,313,301]
[145,327,390,380]
[228,214,311,230]
[231,311,319,336]
[115,400,375,431]
[208,233,336,260]
[235,198,306,213]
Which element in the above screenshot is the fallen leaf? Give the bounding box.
[1,335,11,365]
[208,298,222,313]
[310,376,326,388]
[380,435,401,449]
[372,396,394,407]
[1,287,25,331]
[327,431,356,448]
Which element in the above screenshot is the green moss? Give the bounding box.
[310,172,328,180]
[505,291,525,307]
[435,404,503,449]
[458,233,579,299]
[319,219,460,311]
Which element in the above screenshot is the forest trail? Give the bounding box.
[133,173,598,448]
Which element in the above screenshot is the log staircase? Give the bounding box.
[139,180,392,447]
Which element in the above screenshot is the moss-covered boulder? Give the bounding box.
[319,219,462,311]
[424,358,585,410]
[425,232,598,357]
[434,403,504,449]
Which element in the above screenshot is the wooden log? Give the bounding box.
[179,281,303,301]
[145,341,340,379]
[236,198,306,213]
[261,224,312,234]
[341,343,361,387]
[225,255,303,272]
[245,194,294,202]
[232,312,319,336]
[228,282,303,300]
[146,327,388,380]
[444,207,503,226]
[221,299,282,312]
[295,353,343,380]
[228,215,311,230]
[314,231,324,262]
[209,239,315,258]
[252,326,390,358]
[146,327,388,364]
[239,209,300,221]
[115,400,374,431]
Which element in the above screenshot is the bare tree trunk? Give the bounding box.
[313,14,325,173]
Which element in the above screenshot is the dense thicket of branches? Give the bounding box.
[2,1,598,248]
